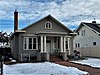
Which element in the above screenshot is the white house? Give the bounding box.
[73,21,100,57]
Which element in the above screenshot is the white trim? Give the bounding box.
[68,38,70,50]
[23,37,38,50]
[15,30,26,32]
[82,23,100,34]
[22,34,37,36]
[64,36,66,52]
[44,36,47,52]
[45,21,52,29]
[41,36,43,52]
[60,36,63,52]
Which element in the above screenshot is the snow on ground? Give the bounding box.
[72,58,100,68]
[3,62,88,75]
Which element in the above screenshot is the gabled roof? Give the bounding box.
[21,14,72,33]
[75,22,100,34]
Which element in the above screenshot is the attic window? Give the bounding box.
[45,21,52,29]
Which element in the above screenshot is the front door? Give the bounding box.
[46,39,51,53]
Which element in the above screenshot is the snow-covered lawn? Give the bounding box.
[72,58,100,68]
[3,62,88,75]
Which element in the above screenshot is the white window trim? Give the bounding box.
[23,37,38,50]
[45,21,52,29]
[81,30,85,36]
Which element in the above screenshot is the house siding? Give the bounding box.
[18,34,38,61]
[74,25,100,57]
[23,18,69,34]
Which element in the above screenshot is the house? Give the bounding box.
[73,21,100,57]
[10,10,74,62]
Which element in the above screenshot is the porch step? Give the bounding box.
[50,55,63,62]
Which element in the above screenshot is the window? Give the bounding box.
[81,30,85,36]
[33,38,36,49]
[93,42,96,46]
[45,21,52,29]
[23,37,37,50]
[75,44,77,48]
[78,43,80,47]
[29,38,32,49]
[66,41,68,49]
[24,38,27,49]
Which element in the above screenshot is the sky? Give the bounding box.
[1,0,100,34]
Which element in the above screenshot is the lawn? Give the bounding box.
[72,58,100,68]
[3,62,88,75]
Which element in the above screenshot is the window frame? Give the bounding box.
[81,30,86,36]
[45,21,52,29]
[23,37,38,50]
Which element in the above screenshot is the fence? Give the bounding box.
[76,47,100,57]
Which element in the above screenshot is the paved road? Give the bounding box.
[54,61,100,75]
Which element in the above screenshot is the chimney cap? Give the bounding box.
[14,9,18,13]
[92,21,96,23]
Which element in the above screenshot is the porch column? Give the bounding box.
[64,36,66,52]
[70,37,73,55]
[44,36,46,52]
[68,38,73,55]
[68,38,70,51]
[41,36,43,52]
[60,36,63,52]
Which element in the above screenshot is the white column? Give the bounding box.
[60,36,63,52]
[64,36,66,52]
[44,36,46,52]
[68,38,71,55]
[68,38,70,50]
[41,36,43,52]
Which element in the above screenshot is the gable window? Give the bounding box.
[93,42,96,46]
[23,37,37,50]
[81,30,85,36]
[45,21,52,29]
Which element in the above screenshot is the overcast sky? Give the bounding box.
[0,0,100,34]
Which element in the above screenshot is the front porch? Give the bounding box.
[37,34,73,61]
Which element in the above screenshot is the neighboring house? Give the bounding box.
[10,10,74,62]
[73,21,100,57]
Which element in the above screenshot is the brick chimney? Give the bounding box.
[14,9,18,32]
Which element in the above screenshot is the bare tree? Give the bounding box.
[0,31,10,47]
